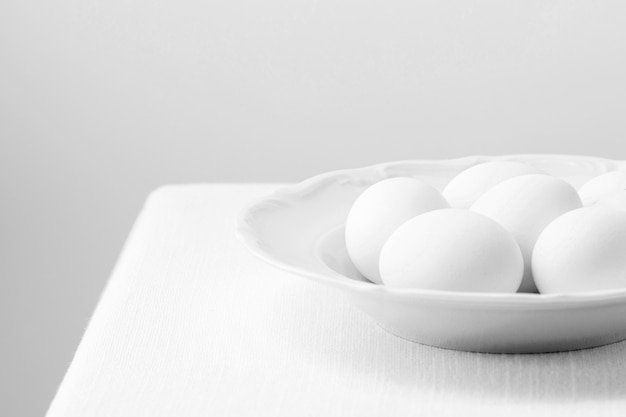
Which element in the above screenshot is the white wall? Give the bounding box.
[2,1,626,416]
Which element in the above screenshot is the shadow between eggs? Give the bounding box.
[267,279,626,403]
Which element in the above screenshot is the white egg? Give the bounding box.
[532,207,626,294]
[578,170,626,206]
[345,177,448,284]
[470,174,582,293]
[379,209,523,292]
[596,190,626,211]
[442,161,544,208]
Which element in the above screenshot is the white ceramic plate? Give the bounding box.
[237,154,626,353]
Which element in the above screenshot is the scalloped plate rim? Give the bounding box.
[236,154,626,309]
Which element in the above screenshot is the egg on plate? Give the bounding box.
[533,207,626,293]
[578,170,626,206]
[442,161,544,209]
[379,209,523,292]
[344,177,448,284]
[470,174,582,292]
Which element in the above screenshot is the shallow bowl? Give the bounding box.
[236,154,626,353]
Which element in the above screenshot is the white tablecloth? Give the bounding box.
[47,184,626,416]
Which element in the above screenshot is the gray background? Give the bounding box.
[2,1,626,416]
